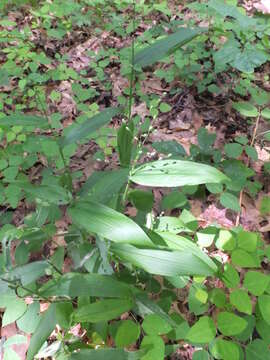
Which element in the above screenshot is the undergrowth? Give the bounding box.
[0,1,270,360]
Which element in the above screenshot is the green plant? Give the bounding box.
[0,1,269,360]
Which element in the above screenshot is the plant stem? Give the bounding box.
[34,87,73,192]
[127,0,136,124]
[235,110,261,226]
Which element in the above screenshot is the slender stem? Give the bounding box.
[0,277,51,302]
[34,87,73,191]
[127,0,136,124]
[235,110,261,226]
[44,257,63,275]
[122,0,136,204]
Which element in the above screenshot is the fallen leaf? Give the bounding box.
[254,0,270,14]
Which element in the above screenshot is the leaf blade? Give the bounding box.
[112,243,217,277]
[68,200,153,246]
[130,160,228,187]
[134,27,206,67]
[61,107,121,147]
[26,304,57,360]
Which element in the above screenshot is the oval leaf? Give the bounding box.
[186,316,216,344]
[233,102,258,117]
[217,312,247,336]
[130,160,228,187]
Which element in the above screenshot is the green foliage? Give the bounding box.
[0,1,269,359]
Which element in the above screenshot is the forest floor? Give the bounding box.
[0,1,270,359]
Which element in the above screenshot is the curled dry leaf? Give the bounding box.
[254,0,270,14]
[200,204,234,228]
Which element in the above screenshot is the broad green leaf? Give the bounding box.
[195,227,216,248]
[60,107,121,147]
[209,288,227,308]
[197,128,216,152]
[27,304,57,360]
[39,273,133,298]
[237,231,257,252]
[128,189,154,212]
[17,302,40,334]
[55,302,72,329]
[208,0,255,28]
[188,284,209,315]
[243,271,270,296]
[159,102,171,113]
[206,182,223,194]
[258,295,270,325]
[246,339,270,360]
[6,261,49,285]
[220,192,240,212]
[112,243,217,277]
[73,298,134,323]
[245,145,258,161]
[235,315,255,342]
[142,314,172,335]
[141,335,165,360]
[167,314,190,341]
[161,191,187,210]
[213,37,241,69]
[192,350,209,360]
[217,312,247,336]
[69,348,143,360]
[222,264,240,288]
[79,169,129,204]
[152,140,186,156]
[216,230,236,251]
[115,320,140,348]
[68,200,153,247]
[231,249,259,268]
[1,296,27,327]
[135,294,176,327]
[232,47,268,73]
[210,339,240,360]
[186,316,216,344]
[0,114,49,128]
[224,143,243,159]
[262,108,270,120]
[14,182,71,205]
[260,196,270,215]
[256,320,270,345]
[130,160,228,187]
[229,289,252,315]
[134,27,206,68]
[157,232,217,271]
[233,102,258,118]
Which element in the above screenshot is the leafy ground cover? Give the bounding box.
[0,1,270,359]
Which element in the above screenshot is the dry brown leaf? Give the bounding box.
[200,204,234,228]
[1,323,30,360]
[254,0,270,13]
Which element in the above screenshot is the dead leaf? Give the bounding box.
[254,0,270,13]
[200,204,234,228]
